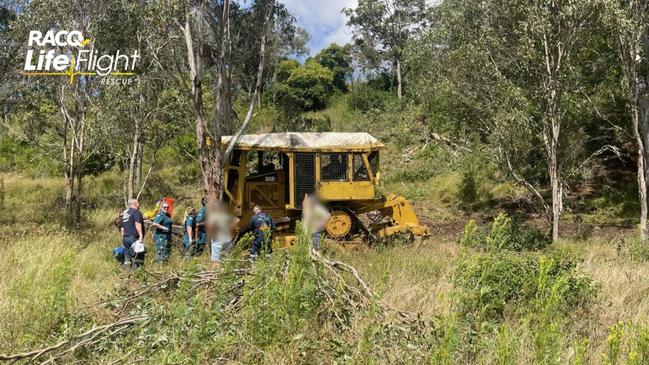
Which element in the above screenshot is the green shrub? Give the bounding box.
[458,168,478,209]
[605,322,625,365]
[178,164,201,186]
[453,252,596,322]
[276,59,300,82]
[347,84,393,113]
[383,145,449,184]
[595,322,649,365]
[461,219,482,247]
[0,137,60,176]
[274,61,335,114]
[240,229,323,347]
[405,185,426,201]
[460,213,551,251]
[629,325,649,365]
[311,44,352,92]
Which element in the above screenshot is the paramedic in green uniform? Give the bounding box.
[151,202,173,262]
[194,198,207,255]
[182,207,196,254]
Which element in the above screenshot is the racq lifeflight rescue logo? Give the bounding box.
[23,30,140,84]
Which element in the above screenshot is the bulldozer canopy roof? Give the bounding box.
[221,132,385,152]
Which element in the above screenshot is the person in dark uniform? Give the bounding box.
[247,205,275,260]
[182,207,197,255]
[121,199,144,267]
[151,202,173,262]
[194,198,207,255]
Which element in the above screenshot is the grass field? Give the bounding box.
[2,170,649,364]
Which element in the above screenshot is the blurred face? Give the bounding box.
[253,207,261,214]
[161,204,169,213]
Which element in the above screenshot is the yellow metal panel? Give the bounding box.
[237,154,247,212]
[288,153,295,209]
[347,154,353,181]
[317,181,375,200]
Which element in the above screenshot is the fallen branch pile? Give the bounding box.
[312,250,417,323]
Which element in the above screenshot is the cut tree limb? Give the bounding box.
[0,316,148,364]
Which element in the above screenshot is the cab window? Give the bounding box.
[353,154,370,181]
[321,153,348,181]
[247,151,283,177]
[368,151,379,176]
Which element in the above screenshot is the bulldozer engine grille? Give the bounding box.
[294,153,316,208]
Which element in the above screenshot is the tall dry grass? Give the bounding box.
[4,172,649,363]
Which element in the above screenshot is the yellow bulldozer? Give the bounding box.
[220,132,429,246]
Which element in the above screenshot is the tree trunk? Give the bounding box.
[634,107,648,240]
[627,54,648,239]
[63,119,73,216]
[73,89,87,226]
[538,16,565,242]
[641,22,649,240]
[64,153,75,222]
[74,163,83,226]
[395,58,402,100]
[544,81,562,241]
[61,89,76,225]
[127,118,141,200]
[180,0,222,205]
[548,134,562,241]
[180,0,272,206]
[618,18,649,240]
[135,139,142,187]
[638,99,649,240]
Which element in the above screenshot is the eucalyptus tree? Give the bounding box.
[95,0,174,202]
[603,0,649,239]
[169,0,275,204]
[310,43,353,92]
[9,0,106,225]
[222,1,309,106]
[4,0,161,224]
[0,3,18,110]
[344,0,429,99]
[408,0,602,240]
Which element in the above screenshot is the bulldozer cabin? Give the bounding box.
[220,132,428,246]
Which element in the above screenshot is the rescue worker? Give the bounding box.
[247,204,275,260]
[151,202,173,262]
[182,207,197,255]
[194,198,207,255]
[120,199,144,267]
